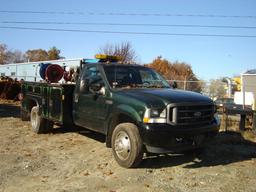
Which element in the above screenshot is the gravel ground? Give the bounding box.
[0,100,256,192]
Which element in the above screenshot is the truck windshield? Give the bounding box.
[103,65,170,89]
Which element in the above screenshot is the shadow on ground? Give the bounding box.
[1,102,255,169]
[141,131,256,169]
[54,125,256,169]
[52,125,106,143]
[0,103,20,118]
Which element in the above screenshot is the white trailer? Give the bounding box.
[234,69,256,110]
[0,58,83,82]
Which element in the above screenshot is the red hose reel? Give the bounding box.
[40,63,64,83]
[45,64,64,83]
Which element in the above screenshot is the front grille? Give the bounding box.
[168,104,214,125]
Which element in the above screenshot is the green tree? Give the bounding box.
[48,46,61,60]
[25,47,63,62]
[25,49,48,62]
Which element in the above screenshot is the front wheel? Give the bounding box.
[111,123,144,168]
[30,106,53,134]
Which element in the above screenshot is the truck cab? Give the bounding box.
[21,55,220,168]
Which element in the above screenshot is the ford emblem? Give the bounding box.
[194,111,202,117]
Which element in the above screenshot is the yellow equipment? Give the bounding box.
[95,54,122,62]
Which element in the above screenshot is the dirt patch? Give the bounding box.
[0,101,256,192]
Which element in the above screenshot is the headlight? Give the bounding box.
[150,109,159,117]
[143,108,167,124]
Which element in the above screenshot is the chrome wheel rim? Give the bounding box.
[114,131,131,161]
[31,109,37,129]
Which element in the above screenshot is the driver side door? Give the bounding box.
[73,65,106,132]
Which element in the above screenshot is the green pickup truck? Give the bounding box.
[20,56,220,168]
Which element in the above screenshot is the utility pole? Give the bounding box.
[183,77,186,90]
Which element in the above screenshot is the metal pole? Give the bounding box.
[253,99,256,132]
[242,78,245,110]
[35,64,39,82]
[16,64,18,80]
[253,111,256,132]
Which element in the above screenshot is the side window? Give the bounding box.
[140,70,154,83]
[81,66,104,94]
[82,66,99,79]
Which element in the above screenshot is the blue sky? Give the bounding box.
[0,0,255,80]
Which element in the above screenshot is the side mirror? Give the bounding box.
[80,79,89,93]
[90,83,106,95]
[90,83,102,92]
[172,81,178,89]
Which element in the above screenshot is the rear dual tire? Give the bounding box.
[30,106,53,134]
[20,108,30,121]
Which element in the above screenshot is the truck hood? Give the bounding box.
[116,88,213,108]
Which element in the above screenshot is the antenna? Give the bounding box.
[113,64,117,88]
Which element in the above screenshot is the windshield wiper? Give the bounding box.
[144,84,165,88]
[114,83,167,89]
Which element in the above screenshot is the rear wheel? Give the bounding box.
[20,108,30,121]
[30,106,53,134]
[111,123,144,168]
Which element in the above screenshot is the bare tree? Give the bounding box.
[0,43,25,64]
[0,43,8,64]
[6,50,26,63]
[98,42,138,63]
[208,79,226,99]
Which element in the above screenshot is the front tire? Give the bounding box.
[30,106,53,134]
[111,123,144,168]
